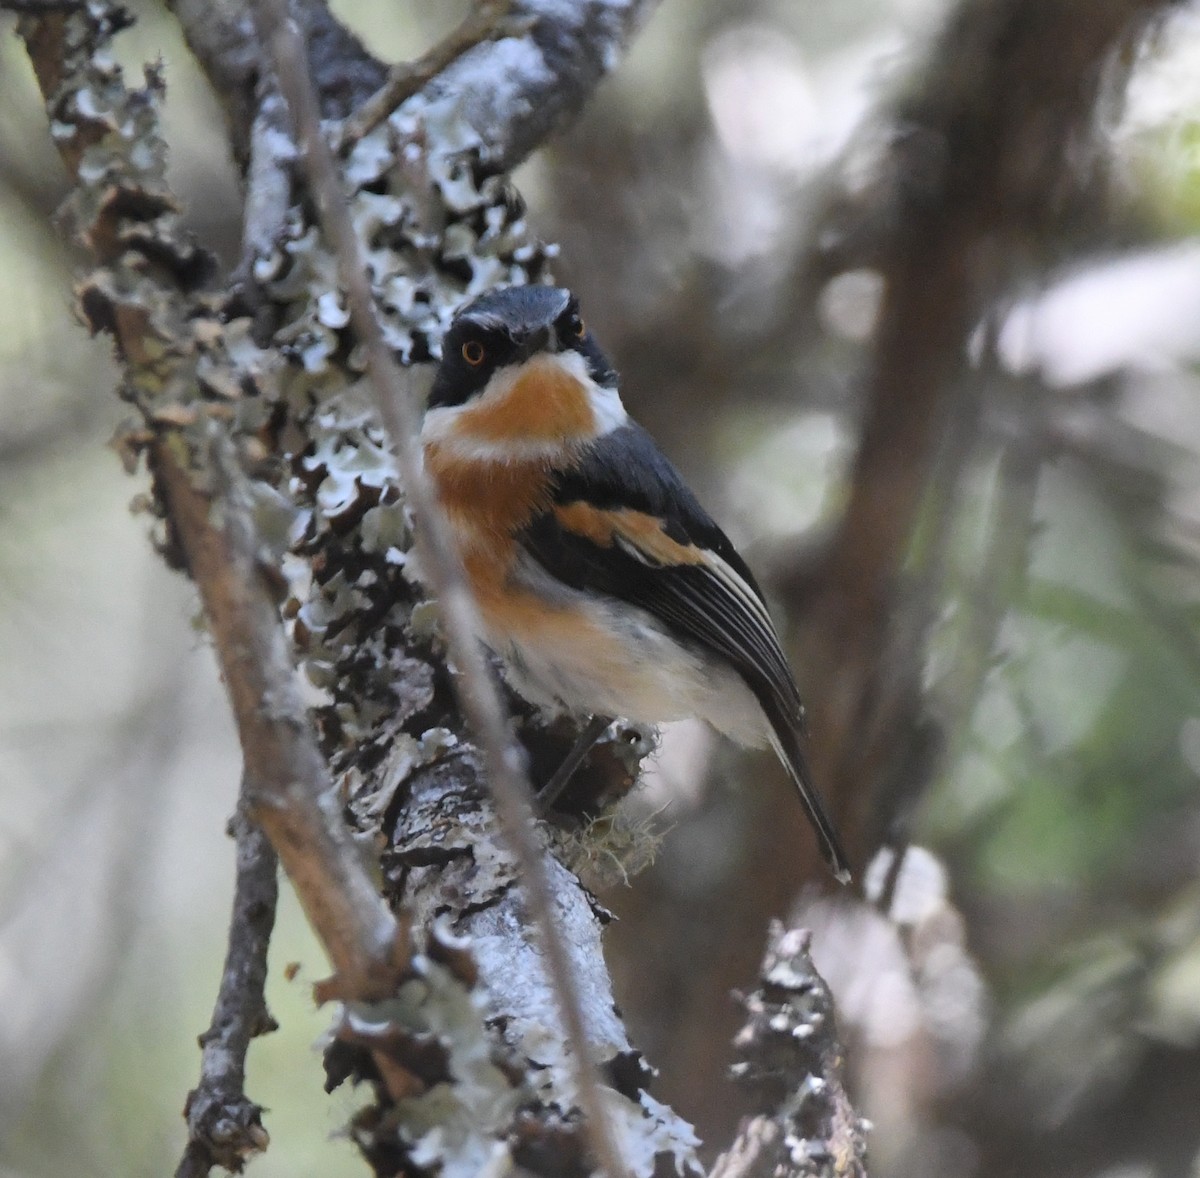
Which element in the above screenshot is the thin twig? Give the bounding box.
[176,809,278,1178]
[336,0,530,150]
[252,3,630,1175]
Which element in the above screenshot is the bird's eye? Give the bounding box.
[560,308,586,340]
[462,340,486,366]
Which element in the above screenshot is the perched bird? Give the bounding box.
[422,285,850,883]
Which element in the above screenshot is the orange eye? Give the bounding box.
[573,317,587,339]
[462,340,485,366]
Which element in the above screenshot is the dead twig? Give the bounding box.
[176,810,278,1178]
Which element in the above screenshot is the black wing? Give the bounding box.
[520,423,850,880]
[525,424,801,718]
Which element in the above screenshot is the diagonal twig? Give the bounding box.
[252,2,631,1174]
[335,0,532,150]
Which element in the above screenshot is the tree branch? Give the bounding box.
[710,924,868,1178]
[176,811,278,1178]
[166,0,384,162]
[395,0,662,172]
[14,2,859,1174]
[15,0,408,1026]
[335,1,534,150]
[796,0,1178,869]
[155,439,410,1003]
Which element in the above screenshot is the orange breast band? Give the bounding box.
[425,444,554,536]
[457,356,597,444]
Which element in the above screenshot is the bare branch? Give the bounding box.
[167,0,384,162]
[252,2,635,1172]
[795,0,1179,869]
[164,0,262,162]
[176,811,278,1178]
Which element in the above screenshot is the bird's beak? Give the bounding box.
[515,324,554,363]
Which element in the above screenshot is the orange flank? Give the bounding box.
[462,542,629,676]
[554,503,707,567]
[425,444,555,538]
[457,356,597,443]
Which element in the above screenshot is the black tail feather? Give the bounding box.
[767,721,852,885]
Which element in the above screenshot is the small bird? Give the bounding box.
[422,285,850,883]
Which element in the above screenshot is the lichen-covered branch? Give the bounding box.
[14,0,408,1016]
[15,0,703,1173]
[156,440,411,1003]
[252,2,638,1172]
[336,1,535,149]
[401,0,662,171]
[11,1,863,1174]
[710,925,868,1178]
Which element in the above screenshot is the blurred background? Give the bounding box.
[4,0,1200,1175]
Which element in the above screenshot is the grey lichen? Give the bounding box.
[389,761,703,1177]
[339,958,525,1177]
[234,58,686,1178]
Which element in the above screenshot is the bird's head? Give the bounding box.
[428,285,617,413]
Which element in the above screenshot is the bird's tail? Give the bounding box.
[768,723,852,885]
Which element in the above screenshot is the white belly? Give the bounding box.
[487,595,770,751]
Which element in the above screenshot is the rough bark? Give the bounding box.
[8,0,816,1174]
[176,813,277,1178]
